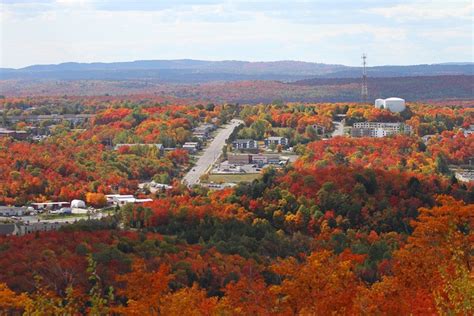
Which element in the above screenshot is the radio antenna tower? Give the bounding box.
[361,53,368,102]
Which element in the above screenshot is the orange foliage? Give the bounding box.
[85,192,107,208]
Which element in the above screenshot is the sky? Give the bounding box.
[0,0,473,68]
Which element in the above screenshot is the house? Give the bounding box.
[232,139,258,151]
[228,154,252,165]
[264,137,288,148]
[138,182,173,193]
[183,142,200,153]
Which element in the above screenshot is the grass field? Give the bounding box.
[206,173,261,183]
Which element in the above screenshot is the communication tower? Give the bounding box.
[361,53,368,102]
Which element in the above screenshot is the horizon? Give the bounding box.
[1,0,473,68]
[2,58,473,70]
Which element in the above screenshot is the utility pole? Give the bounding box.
[361,53,368,102]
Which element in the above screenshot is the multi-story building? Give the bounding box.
[232,139,258,150]
[351,122,412,138]
[264,136,288,148]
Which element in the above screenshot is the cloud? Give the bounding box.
[1,0,473,67]
[364,1,473,21]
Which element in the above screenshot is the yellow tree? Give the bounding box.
[159,283,219,316]
[0,283,31,314]
[219,276,276,315]
[393,196,474,314]
[113,259,173,315]
[270,250,359,315]
[355,196,474,315]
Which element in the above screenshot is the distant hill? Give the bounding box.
[1,75,472,103]
[0,59,472,83]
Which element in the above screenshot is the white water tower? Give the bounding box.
[384,97,406,113]
[374,99,385,109]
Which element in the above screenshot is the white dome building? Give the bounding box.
[374,97,406,113]
[71,199,86,209]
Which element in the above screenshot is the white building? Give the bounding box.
[460,125,474,136]
[374,97,406,113]
[455,171,474,183]
[105,194,153,206]
[0,206,28,217]
[182,142,200,153]
[352,122,412,138]
[374,99,385,109]
[31,202,69,210]
[71,199,86,209]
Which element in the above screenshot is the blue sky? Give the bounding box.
[0,0,472,68]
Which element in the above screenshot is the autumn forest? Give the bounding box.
[0,95,473,315]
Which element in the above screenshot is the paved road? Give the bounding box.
[332,120,345,137]
[183,119,244,186]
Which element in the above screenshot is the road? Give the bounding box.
[183,119,243,186]
[332,120,345,137]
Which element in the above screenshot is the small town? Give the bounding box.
[0,1,472,313]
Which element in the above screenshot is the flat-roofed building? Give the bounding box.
[0,128,28,140]
[0,206,28,217]
[105,194,153,206]
[182,142,200,153]
[228,154,252,165]
[31,202,70,210]
[251,154,281,166]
